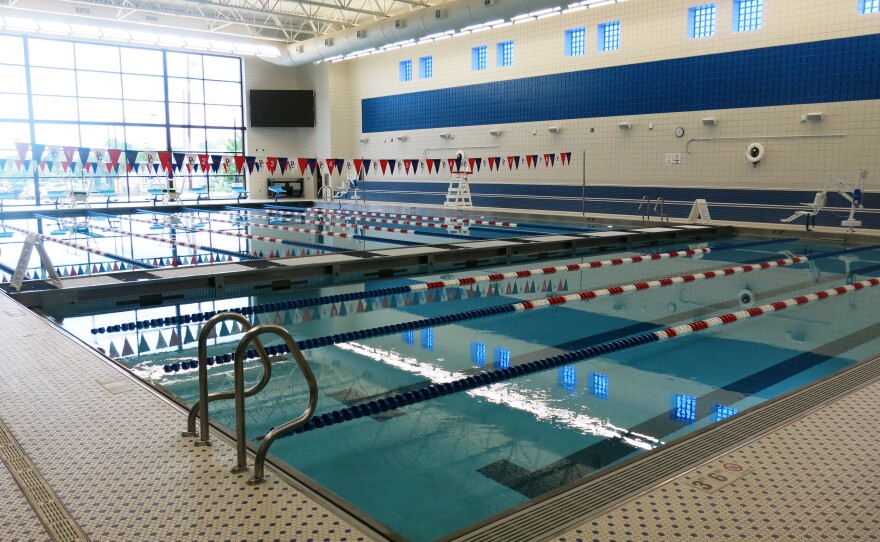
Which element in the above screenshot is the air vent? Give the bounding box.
[483,0,496,6]
[324,37,333,47]
[295,45,304,54]
[394,18,405,29]
[145,15,159,22]
[75,6,91,14]
[434,9,445,19]
[356,29,367,39]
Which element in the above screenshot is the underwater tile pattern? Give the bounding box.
[0,293,374,542]
[555,378,880,542]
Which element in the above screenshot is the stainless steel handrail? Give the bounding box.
[245,325,318,484]
[181,313,271,454]
[654,197,669,222]
[638,196,650,220]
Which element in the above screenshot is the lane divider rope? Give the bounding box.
[262,276,880,440]
[93,247,707,334]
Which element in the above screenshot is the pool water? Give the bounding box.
[0,206,609,281]
[52,234,880,541]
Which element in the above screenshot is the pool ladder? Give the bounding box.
[638,196,670,222]
[181,313,318,484]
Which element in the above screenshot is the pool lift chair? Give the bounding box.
[66,177,93,208]
[781,169,868,232]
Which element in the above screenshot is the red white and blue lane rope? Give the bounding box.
[95,247,708,335]
[244,208,472,232]
[509,256,804,312]
[0,221,158,269]
[286,206,518,227]
[196,210,422,236]
[162,253,802,371]
[655,277,880,340]
[264,276,880,439]
[116,211,355,240]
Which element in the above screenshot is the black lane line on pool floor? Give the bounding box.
[478,304,880,499]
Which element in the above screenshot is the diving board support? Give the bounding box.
[10,232,62,291]
[687,199,711,224]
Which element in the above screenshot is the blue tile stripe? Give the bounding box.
[363,34,880,133]
[359,181,880,229]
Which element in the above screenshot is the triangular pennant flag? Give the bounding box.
[339,302,348,316]
[138,334,150,353]
[468,157,477,172]
[231,321,242,334]
[108,342,120,358]
[107,148,122,167]
[121,338,134,356]
[427,159,435,174]
[325,158,335,173]
[77,146,91,166]
[448,158,456,171]
[562,152,571,166]
[184,327,195,343]
[432,158,441,173]
[125,150,139,170]
[219,321,230,337]
[169,329,180,347]
[172,152,186,172]
[234,155,246,173]
[279,157,289,174]
[545,153,556,167]
[380,159,389,175]
[353,159,363,174]
[283,310,293,325]
[388,159,397,174]
[334,158,345,175]
[158,151,172,172]
[526,155,534,168]
[403,159,412,174]
[411,159,419,174]
[298,158,309,175]
[245,156,257,174]
[488,157,496,171]
[15,142,30,161]
[31,144,45,163]
[362,159,372,175]
[306,158,317,173]
[155,331,168,349]
[265,156,278,174]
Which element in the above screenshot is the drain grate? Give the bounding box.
[446,355,880,542]
[0,416,90,542]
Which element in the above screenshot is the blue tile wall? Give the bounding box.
[362,34,880,132]
[360,181,880,229]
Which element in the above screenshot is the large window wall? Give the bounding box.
[0,33,244,207]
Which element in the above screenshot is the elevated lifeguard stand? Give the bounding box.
[445,150,472,208]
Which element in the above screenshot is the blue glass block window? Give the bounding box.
[420,328,434,350]
[497,40,514,67]
[672,393,698,422]
[399,59,412,82]
[565,27,586,57]
[419,56,433,78]
[590,372,609,399]
[402,329,414,344]
[689,4,716,38]
[470,341,486,366]
[859,0,880,13]
[558,365,577,392]
[734,0,763,31]
[493,347,510,369]
[597,21,620,51]
[713,403,739,422]
[472,46,488,71]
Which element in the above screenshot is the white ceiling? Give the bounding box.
[0,0,444,45]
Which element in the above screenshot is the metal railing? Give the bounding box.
[182,313,318,483]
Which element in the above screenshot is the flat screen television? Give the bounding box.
[249,90,315,127]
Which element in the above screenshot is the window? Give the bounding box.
[689,4,717,38]
[399,60,412,82]
[472,46,488,71]
[419,56,433,78]
[497,40,514,67]
[859,0,880,13]
[734,0,763,31]
[597,21,620,51]
[565,27,586,57]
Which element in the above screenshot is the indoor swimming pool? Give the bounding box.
[0,205,614,282]
[45,229,880,542]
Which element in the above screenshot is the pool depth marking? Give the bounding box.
[92,247,708,335]
[264,276,880,440]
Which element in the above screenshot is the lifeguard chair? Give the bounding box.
[66,177,93,208]
[444,150,472,208]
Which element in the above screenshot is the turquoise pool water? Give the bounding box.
[52,233,880,541]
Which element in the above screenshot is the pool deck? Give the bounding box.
[2,203,880,541]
